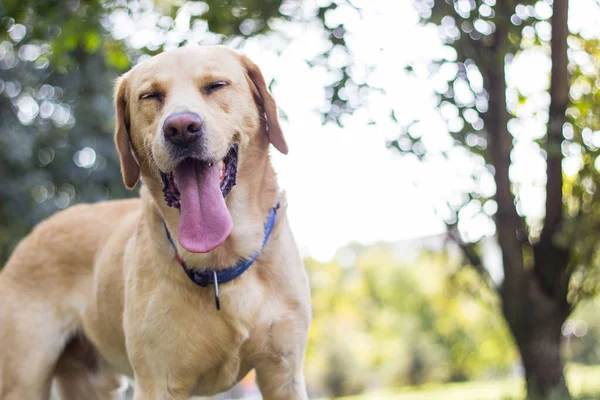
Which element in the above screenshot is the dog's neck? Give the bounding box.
[140,148,280,271]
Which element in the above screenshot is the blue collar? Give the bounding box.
[163,202,279,310]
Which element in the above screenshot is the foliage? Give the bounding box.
[560,33,600,303]
[304,243,516,397]
[1,0,132,262]
[564,297,600,365]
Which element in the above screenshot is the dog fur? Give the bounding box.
[0,46,311,400]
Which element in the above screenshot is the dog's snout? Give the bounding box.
[163,112,203,146]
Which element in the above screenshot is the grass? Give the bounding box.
[333,364,600,400]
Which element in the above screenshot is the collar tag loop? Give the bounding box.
[213,271,220,311]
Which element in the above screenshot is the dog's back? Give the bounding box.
[0,199,139,400]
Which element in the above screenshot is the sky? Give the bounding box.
[244,1,455,261]
[109,0,600,262]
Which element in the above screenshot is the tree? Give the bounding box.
[0,0,130,262]
[390,0,600,398]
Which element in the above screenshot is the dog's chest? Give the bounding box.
[126,278,269,395]
[166,310,259,396]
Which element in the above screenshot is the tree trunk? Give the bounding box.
[483,0,572,397]
[502,270,571,400]
[519,331,569,400]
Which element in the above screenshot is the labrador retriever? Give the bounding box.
[0,45,311,400]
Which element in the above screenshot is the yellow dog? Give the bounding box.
[0,46,311,400]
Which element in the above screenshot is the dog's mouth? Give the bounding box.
[160,144,238,254]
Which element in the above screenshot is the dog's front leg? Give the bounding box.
[254,293,311,400]
[132,379,188,400]
[255,361,308,400]
[254,352,309,400]
[129,353,198,400]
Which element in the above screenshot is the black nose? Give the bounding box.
[163,112,203,145]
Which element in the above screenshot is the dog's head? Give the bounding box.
[114,46,287,254]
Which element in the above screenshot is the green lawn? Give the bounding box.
[333,364,600,400]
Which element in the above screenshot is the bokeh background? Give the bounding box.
[1,0,600,399]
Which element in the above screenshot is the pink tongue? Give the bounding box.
[174,159,233,253]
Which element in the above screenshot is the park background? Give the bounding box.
[1,0,600,399]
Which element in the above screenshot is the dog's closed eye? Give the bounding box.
[140,92,164,101]
[204,81,229,94]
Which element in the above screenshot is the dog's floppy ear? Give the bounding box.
[240,55,289,155]
[114,76,140,189]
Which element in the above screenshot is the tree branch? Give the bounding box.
[541,0,568,243]
[534,0,571,310]
[483,2,528,327]
[446,223,496,292]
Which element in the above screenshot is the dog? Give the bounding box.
[0,45,311,400]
